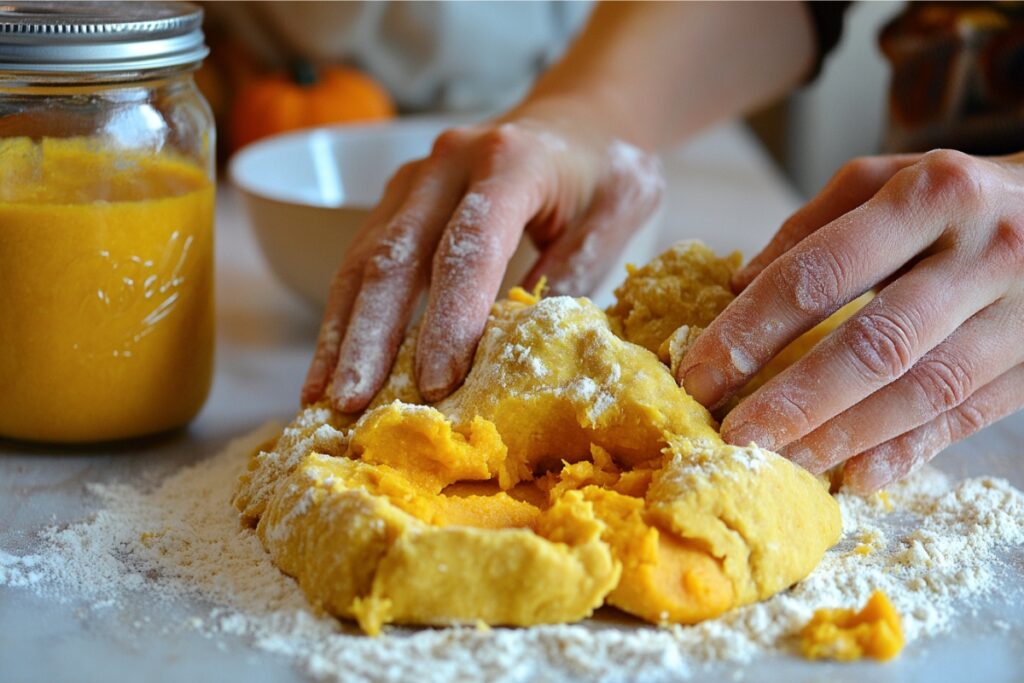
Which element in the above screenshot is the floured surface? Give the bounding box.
[2,126,1023,683]
[3,425,1024,682]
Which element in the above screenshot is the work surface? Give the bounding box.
[1,123,1022,683]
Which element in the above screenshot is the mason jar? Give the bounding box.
[0,2,215,443]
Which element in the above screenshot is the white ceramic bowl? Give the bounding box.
[229,118,538,310]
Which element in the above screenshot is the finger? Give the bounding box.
[721,248,1006,451]
[781,297,1024,473]
[523,141,664,296]
[415,171,546,402]
[841,362,1024,494]
[679,149,990,412]
[330,156,467,412]
[301,163,416,405]
[732,154,920,292]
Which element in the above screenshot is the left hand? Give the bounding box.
[676,149,1024,494]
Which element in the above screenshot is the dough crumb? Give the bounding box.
[658,324,703,377]
[607,241,740,354]
[799,590,905,661]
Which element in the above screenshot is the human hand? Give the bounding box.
[677,149,1024,493]
[302,101,664,412]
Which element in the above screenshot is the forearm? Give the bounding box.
[511,1,817,150]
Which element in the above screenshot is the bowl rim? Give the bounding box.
[227,115,474,208]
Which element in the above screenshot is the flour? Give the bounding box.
[3,425,1023,683]
[728,346,757,375]
[501,342,549,378]
[607,139,665,200]
[441,192,493,267]
[786,245,841,315]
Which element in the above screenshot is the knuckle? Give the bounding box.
[364,251,403,281]
[475,126,527,169]
[774,387,817,436]
[985,217,1024,271]
[384,161,421,193]
[431,127,472,158]
[913,149,986,206]
[774,245,849,315]
[834,156,878,185]
[438,221,502,269]
[911,353,974,416]
[842,309,918,382]
[363,224,419,280]
[949,401,988,440]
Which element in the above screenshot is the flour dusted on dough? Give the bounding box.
[2,429,1023,682]
[236,269,843,634]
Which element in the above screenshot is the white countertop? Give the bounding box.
[1,122,1022,683]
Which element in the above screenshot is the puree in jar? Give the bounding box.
[0,137,214,443]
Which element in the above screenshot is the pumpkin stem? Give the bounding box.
[288,59,318,87]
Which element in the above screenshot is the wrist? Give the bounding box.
[499,89,645,153]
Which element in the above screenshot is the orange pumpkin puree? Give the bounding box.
[0,138,214,443]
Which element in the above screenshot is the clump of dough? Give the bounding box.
[606,240,741,354]
[234,240,842,635]
[800,590,905,661]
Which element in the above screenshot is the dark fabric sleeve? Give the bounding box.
[803,1,854,82]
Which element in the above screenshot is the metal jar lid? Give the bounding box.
[0,1,208,73]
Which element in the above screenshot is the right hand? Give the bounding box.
[301,101,664,412]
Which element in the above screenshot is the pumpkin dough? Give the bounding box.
[235,241,843,635]
[800,590,905,661]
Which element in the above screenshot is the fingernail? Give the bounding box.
[723,422,774,451]
[417,358,460,403]
[843,449,898,496]
[682,363,725,407]
[844,469,882,496]
[331,369,372,414]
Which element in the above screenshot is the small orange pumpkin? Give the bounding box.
[230,61,395,150]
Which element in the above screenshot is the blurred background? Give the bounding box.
[749,2,900,197]
[206,1,1024,199]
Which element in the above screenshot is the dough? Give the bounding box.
[800,590,904,661]
[607,240,740,355]
[234,241,842,635]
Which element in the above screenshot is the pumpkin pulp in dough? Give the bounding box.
[235,240,844,634]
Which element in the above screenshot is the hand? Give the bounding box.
[677,149,1024,493]
[302,101,664,412]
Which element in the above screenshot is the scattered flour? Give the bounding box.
[2,426,1023,683]
[728,346,757,375]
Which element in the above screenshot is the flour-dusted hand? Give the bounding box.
[301,1,823,412]
[678,149,1024,493]
[302,107,663,411]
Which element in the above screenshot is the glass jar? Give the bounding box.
[0,2,215,443]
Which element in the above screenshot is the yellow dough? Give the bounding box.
[800,590,905,661]
[607,240,741,355]
[234,241,843,635]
